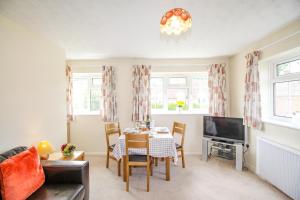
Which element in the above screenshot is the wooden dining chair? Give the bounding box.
[125,133,151,192]
[172,121,186,168]
[105,122,121,176]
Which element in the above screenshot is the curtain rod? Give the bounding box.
[257,30,300,51]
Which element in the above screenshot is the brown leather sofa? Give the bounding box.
[0,147,89,200]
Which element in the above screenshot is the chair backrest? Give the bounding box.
[105,122,121,147]
[125,134,149,160]
[172,122,186,146]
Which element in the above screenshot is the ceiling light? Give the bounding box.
[160,8,192,35]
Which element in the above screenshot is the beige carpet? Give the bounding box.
[86,155,290,200]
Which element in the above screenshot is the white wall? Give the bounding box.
[229,19,300,171]
[0,15,67,152]
[67,57,229,154]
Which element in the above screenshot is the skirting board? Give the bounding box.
[85,152,201,156]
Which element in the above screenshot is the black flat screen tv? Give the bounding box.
[203,116,245,143]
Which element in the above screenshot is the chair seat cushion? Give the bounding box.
[108,144,116,151]
[28,184,85,200]
[129,155,147,162]
[175,143,182,149]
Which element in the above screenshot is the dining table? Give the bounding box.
[112,127,178,181]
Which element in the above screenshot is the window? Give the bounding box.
[271,58,300,119]
[151,73,208,114]
[151,78,164,109]
[276,59,300,76]
[72,73,101,115]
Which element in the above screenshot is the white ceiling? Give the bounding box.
[0,0,300,59]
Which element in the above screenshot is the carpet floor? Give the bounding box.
[86,155,290,200]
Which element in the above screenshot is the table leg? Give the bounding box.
[166,157,170,181]
[123,156,127,182]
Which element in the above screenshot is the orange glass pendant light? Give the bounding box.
[160,8,192,35]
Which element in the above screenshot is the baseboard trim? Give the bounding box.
[85,152,201,156]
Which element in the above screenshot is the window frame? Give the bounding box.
[269,56,300,122]
[151,72,209,114]
[72,73,102,116]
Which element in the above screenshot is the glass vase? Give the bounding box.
[63,151,73,157]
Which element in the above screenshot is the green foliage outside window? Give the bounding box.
[192,103,201,109]
[168,103,188,111]
[151,103,163,109]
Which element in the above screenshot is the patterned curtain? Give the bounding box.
[66,65,73,122]
[244,51,262,129]
[132,65,151,122]
[101,66,118,122]
[208,64,227,117]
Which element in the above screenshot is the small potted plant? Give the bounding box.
[61,143,76,157]
[176,100,185,112]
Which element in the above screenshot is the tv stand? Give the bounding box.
[211,138,234,144]
[202,137,244,171]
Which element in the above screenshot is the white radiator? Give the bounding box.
[257,137,300,200]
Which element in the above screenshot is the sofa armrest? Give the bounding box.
[41,160,89,200]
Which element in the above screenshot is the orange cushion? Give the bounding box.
[0,146,45,200]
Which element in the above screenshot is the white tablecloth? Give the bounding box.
[112,128,178,162]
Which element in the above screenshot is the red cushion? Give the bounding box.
[0,146,45,200]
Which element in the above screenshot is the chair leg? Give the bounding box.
[181,148,185,168]
[129,166,132,176]
[126,164,129,192]
[123,156,126,182]
[155,158,158,166]
[118,160,121,176]
[106,150,109,168]
[147,163,150,192]
[150,160,153,176]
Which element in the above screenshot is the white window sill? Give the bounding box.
[152,112,208,115]
[74,113,100,116]
[262,117,300,130]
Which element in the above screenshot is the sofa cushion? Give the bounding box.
[0,146,27,163]
[28,184,85,200]
[0,146,45,200]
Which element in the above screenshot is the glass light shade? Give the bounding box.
[37,140,54,156]
[160,8,192,35]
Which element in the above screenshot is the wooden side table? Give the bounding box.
[48,151,85,161]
